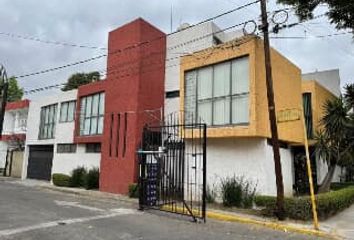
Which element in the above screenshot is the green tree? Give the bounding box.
[7,77,24,102]
[62,71,100,91]
[315,84,354,193]
[344,83,354,110]
[277,0,354,33]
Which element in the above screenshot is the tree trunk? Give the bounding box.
[318,164,336,193]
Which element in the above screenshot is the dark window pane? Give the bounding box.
[165,90,180,98]
[79,92,105,136]
[57,144,77,153]
[39,104,57,139]
[302,93,313,139]
[86,143,101,153]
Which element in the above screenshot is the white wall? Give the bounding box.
[164,23,244,118]
[2,112,14,135]
[2,108,28,135]
[265,142,294,197]
[1,107,28,170]
[0,141,8,169]
[51,144,100,175]
[165,22,219,117]
[206,137,294,198]
[316,157,343,184]
[22,89,100,179]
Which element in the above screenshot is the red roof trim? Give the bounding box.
[0,134,26,141]
[5,99,30,111]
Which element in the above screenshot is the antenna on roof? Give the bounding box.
[170,4,173,33]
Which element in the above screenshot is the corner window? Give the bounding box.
[86,143,101,153]
[57,144,77,153]
[302,93,313,139]
[184,56,249,126]
[79,92,105,136]
[39,104,57,139]
[60,100,76,122]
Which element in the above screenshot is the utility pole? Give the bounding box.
[0,65,9,136]
[259,0,286,220]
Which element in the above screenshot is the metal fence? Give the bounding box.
[138,118,207,222]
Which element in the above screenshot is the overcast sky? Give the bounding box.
[0,0,353,99]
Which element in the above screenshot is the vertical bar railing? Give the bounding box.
[138,120,207,222]
[202,123,207,222]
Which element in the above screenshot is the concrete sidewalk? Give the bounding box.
[5,178,344,239]
[7,178,138,205]
[322,205,354,240]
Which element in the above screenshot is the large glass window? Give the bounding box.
[79,92,105,136]
[39,104,57,139]
[185,56,249,126]
[60,100,76,122]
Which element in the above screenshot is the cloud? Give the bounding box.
[0,0,352,99]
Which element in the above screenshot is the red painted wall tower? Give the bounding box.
[99,19,166,194]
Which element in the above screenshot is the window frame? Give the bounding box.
[302,92,313,139]
[59,100,76,123]
[38,104,57,140]
[85,143,101,153]
[57,143,77,153]
[79,92,105,136]
[186,55,250,126]
[165,90,180,98]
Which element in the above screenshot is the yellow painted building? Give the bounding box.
[176,34,340,196]
[180,36,305,144]
[302,80,336,135]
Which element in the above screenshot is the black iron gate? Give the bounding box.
[138,119,207,222]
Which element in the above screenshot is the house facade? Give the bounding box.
[175,35,342,196]
[14,18,341,197]
[0,99,29,177]
[22,90,102,181]
[301,70,343,188]
[21,18,166,195]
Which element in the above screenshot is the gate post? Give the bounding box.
[138,127,147,210]
[202,124,207,222]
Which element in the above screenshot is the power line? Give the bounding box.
[270,13,327,34]
[270,31,353,39]
[0,31,107,50]
[181,0,259,32]
[24,36,255,95]
[23,83,65,95]
[15,54,107,79]
[15,19,247,80]
[101,21,253,75]
[14,0,259,80]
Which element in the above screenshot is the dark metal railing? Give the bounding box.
[138,118,207,222]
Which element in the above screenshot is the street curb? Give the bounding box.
[35,184,340,239]
[161,205,340,240]
[38,185,138,205]
[205,211,339,240]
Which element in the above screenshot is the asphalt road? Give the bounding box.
[0,179,322,240]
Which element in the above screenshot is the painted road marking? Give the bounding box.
[0,208,139,237]
[54,200,105,212]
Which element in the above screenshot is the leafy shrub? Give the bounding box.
[255,186,354,220]
[52,173,71,187]
[128,183,139,198]
[330,182,354,191]
[206,184,217,203]
[84,168,99,190]
[70,167,87,187]
[220,176,257,208]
